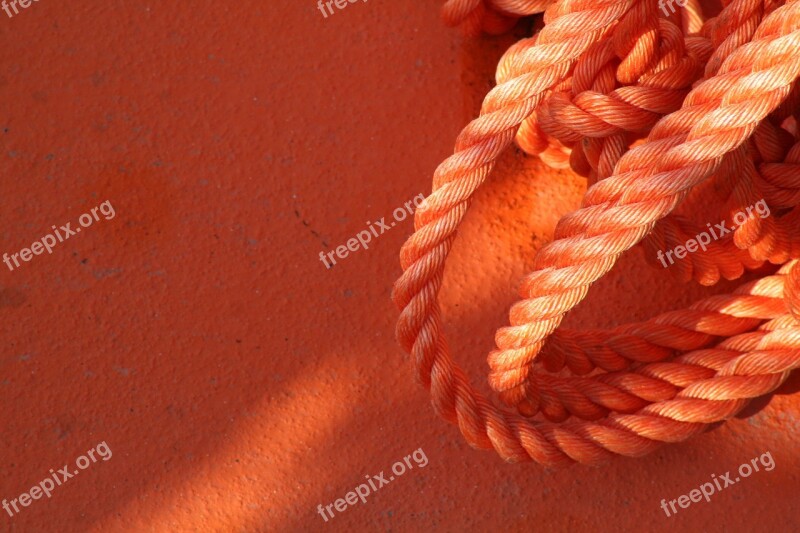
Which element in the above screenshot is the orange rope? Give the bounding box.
[392,0,800,464]
[442,0,551,35]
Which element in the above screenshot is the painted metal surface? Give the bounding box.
[0,2,797,531]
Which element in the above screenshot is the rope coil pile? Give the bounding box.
[393,0,800,465]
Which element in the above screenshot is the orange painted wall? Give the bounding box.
[1,1,798,531]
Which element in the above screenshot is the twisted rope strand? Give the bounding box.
[489,3,800,406]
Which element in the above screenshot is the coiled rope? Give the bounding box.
[393,0,800,465]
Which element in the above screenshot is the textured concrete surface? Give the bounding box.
[0,1,798,531]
